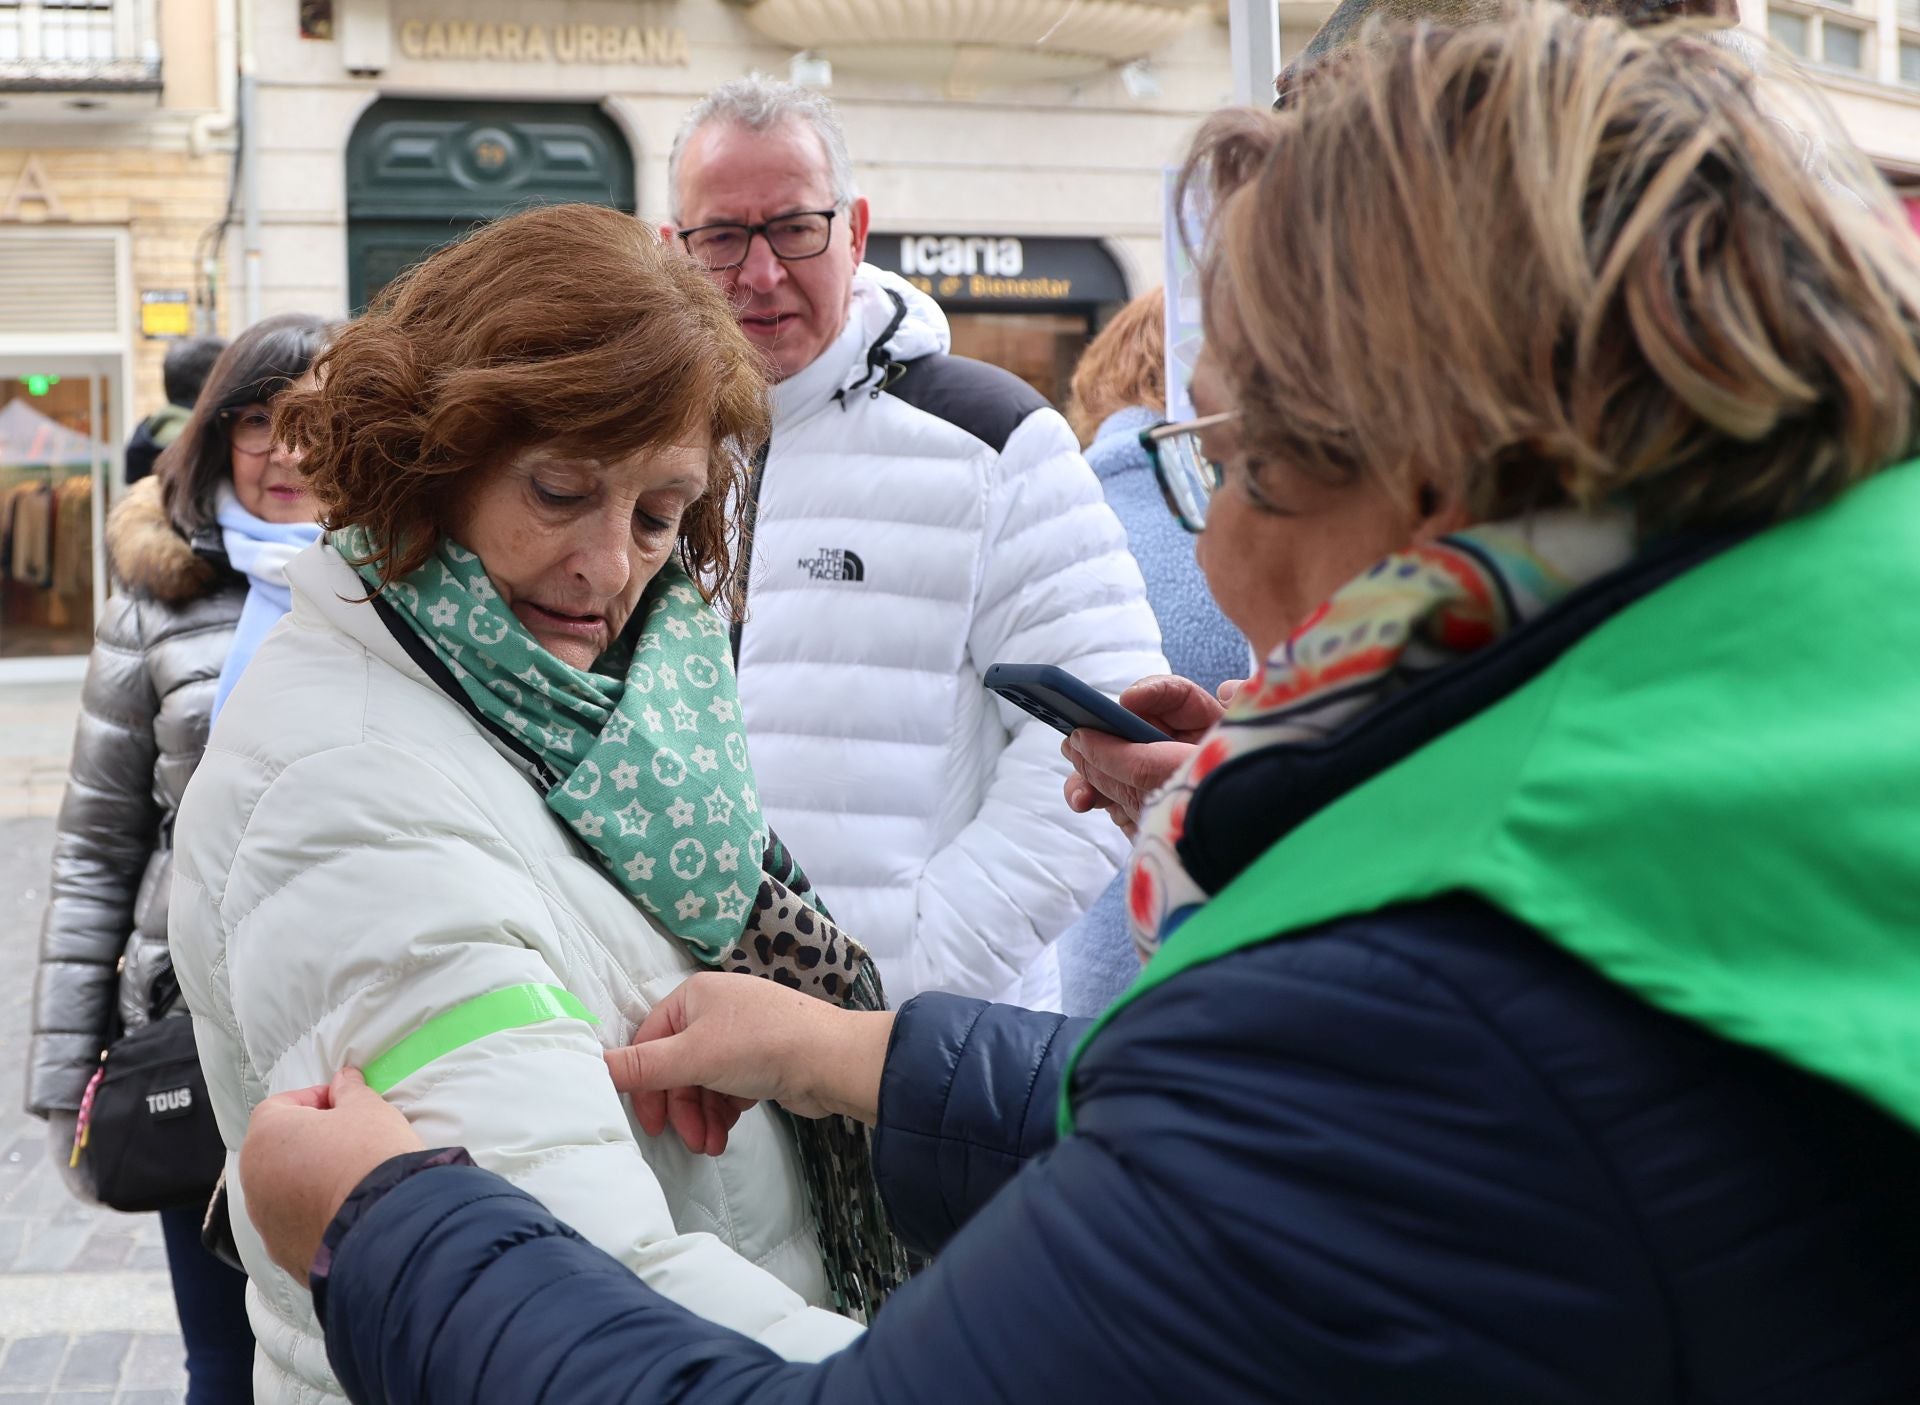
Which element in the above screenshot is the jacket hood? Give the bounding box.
[1085,407,1159,482]
[106,475,215,602]
[772,265,952,424]
[850,264,949,372]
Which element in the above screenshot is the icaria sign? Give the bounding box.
[874,233,1127,306]
[898,235,1025,278]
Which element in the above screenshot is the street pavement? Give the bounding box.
[0,679,189,1403]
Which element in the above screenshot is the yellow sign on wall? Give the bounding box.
[140,290,193,339]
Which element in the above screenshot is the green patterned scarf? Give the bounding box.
[331,526,914,1317]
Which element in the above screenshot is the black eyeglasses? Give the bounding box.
[1140,411,1239,532]
[217,405,275,455]
[676,208,842,271]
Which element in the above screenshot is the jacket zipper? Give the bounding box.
[729,437,770,668]
[728,290,906,662]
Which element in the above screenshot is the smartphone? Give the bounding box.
[984,663,1172,745]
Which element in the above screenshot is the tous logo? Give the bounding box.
[146,1086,193,1117]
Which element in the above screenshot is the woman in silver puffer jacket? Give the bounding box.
[27,313,328,1404]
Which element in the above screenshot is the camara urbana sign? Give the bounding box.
[397,18,690,65]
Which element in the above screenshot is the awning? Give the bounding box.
[729,0,1212,85]
[0,396,97,471]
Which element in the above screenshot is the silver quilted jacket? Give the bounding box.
[25,476,244,1116]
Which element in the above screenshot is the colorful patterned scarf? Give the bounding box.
[331,526,914,1317]
[1127,512,1635,958]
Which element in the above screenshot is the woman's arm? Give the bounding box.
[175,738,862,1359]
[29,596,161,1117]
[283,915,1675,1405]
[607,976,1088,1256]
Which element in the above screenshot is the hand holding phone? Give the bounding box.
[984,664,1173,744]
[1032,672,1229,838]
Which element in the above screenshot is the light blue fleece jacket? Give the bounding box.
[1057,407,1248,1016]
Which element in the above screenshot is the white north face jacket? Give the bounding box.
[170,545,863,1405]
[736,268,1165,1008]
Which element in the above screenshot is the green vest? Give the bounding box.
[1061,461,1920,1138]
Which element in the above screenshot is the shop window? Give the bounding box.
[1768,10,1810,57]
[0,375,99,658]
[946,313,1094,408]
[1822,21,1865,70]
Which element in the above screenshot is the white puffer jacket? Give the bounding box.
[170,544,863,1405]
[738,268,1165,1008]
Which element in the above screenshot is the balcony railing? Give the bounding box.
[0,0,161,91]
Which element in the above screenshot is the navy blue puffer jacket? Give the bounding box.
[319,891,1920,1404]
[315,531,1920,1402]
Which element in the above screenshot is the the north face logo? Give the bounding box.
[145,1086,193,1118]
[798,548,865,582]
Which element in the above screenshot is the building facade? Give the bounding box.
[15,0,1909,667]
[239,0,1236,404]
[1739,0,1920,206]
[0,0,234,663]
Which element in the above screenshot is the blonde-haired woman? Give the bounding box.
[237,9,1920,1402]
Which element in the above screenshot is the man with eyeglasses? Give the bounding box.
[664,77,1163,1011]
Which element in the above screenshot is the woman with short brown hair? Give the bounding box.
[283,209,755,609]
[168,204,897,1405]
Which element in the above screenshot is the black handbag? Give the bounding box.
[71,983,226,1215]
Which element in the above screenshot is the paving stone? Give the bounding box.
[0,1335,66,1389]
[0,1138,46,1178]
[15,1223,92,1274]
[46,1394,114,1404]
[49,1199,96,1229]
[54,1334,126,1390]
[0,718,184,1376]
[0,1174,69,1217]
[122,1245,168,1275]
[116,1338,182,1392]
[0,1219,25,1272]
[68,1233,135,1273]
[115,1392,185,1405]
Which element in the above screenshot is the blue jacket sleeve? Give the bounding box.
[870,992,1084,1256]
[322,918,1673,1405]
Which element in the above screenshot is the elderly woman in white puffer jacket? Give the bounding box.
[169,205,903,1403]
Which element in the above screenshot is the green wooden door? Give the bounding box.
[346,100,636,312]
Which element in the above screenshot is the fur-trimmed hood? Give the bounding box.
[106,476,216,602]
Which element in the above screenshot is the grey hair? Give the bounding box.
[667,75,858,224]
